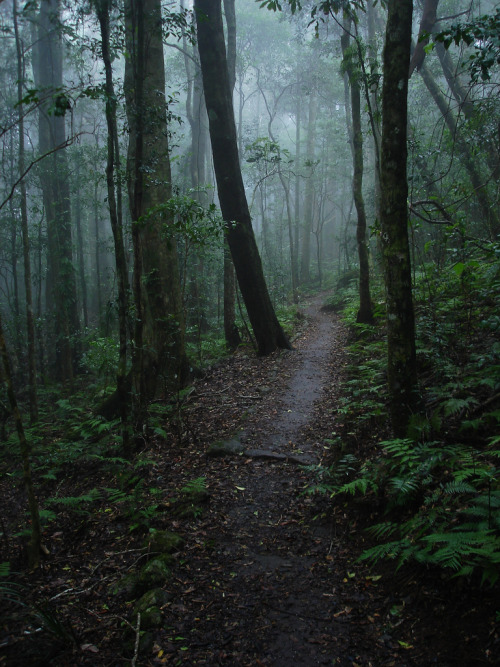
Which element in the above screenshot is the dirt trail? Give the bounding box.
[159,296,390,666]
[237,297,336,458]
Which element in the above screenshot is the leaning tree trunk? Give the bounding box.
[194,0,290,355]
[380,0,418,437]
[222,0,241,349]
[124,0,188,416]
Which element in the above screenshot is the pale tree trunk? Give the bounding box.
[194,0,290,355]
[409,0,499,237]
[14,0,38,422]
[417,60,500,237]
[74,160,88,329]
[124,0,188,417]
[300,90,317,285]
[380,0,418,436]
[293,75,301,295]
[33,0,79,382]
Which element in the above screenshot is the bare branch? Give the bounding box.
[0,133,83,212]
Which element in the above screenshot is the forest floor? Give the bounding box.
[1,294,498,665]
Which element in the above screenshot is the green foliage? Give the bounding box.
[316,247,500,584]
[431,8,500,81]
[180,476,207,496]
[46,488,101,515]
[0,562,25,607]
[81,335,119,383]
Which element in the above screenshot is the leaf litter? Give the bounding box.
[0,295,498,665]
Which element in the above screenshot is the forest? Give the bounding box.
[0,0,499,664]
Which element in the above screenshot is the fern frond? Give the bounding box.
[357,540,405,564]
[442,480,476,494]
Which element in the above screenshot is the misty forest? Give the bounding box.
[0,0,499,664]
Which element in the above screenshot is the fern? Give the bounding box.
[442,396,477,417]
[46,489,101,514]
[181,477,207,496]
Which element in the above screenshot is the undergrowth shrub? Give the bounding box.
[308,246,500,584]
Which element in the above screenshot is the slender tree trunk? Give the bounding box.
[96,0,131,455]
[293,78,301,294]
[380,0,418,436]
[124,0,188,414]
[13,0,38,422]
[74,161,88,329]
[417,60,499,236]
[300,91,317,284]
[222,0,241,348]
[0,310,41,568]
[341,24,374,325]
[367,0,382,224]
[194,0,290,355]
[94,176,102,325]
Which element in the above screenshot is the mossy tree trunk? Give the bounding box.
[124,0,188,419]
[380,0,418,436]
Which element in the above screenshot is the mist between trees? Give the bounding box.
[0,0,499,567]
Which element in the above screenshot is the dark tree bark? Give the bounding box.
[194,0,290,355]
[341,23,374,325]
[13,0,38,422]
[124,0,188,413]
[380,0,418,436]
[33,0,79,382]
[0,310,41,568]
[96,0,131,456]
[409,0,439,76]
[222,0,241,348]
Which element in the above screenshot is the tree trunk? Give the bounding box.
[367,0,382,224]
[33,0,79,382]
[96,0,131,456]
[380,0,418,436]
[222,0,241,348]
[341,24,374,325]
[13,0,38,422]
[417,60,500,237]
[124,0,188,413]
[0,310,41,568]
[74,160,89,329]
[194,0,290,355]
[300,91,317,285]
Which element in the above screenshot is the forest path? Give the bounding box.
[159,294,395,666]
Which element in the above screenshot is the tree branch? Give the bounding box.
[0,133,83,213]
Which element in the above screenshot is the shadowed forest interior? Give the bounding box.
[0,0,499,664]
